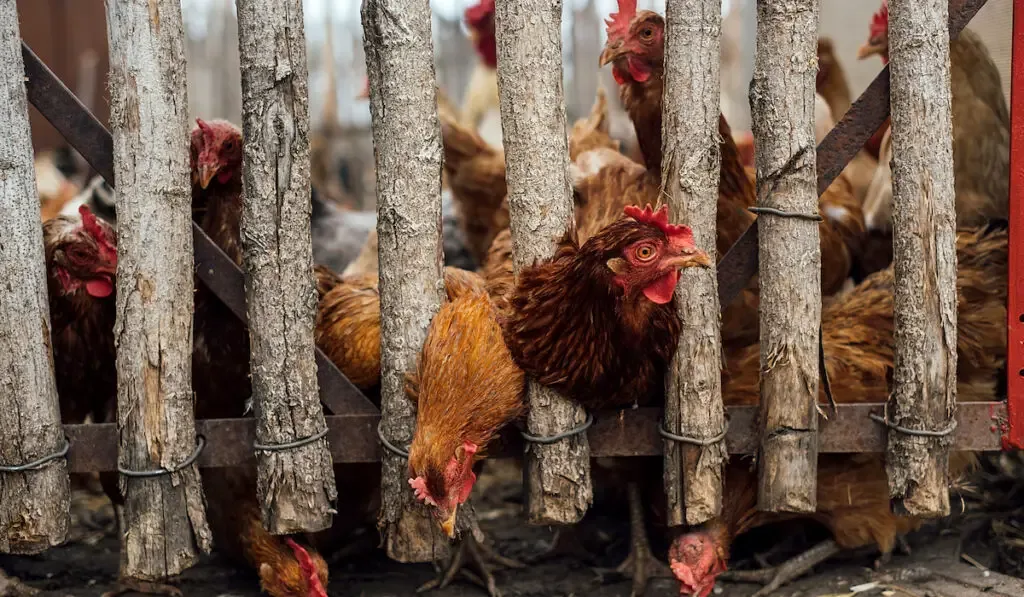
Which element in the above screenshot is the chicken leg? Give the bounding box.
[417,534,525,597]
[719,539,841,597]
[593,482,672,597]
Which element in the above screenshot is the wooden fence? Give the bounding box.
[0,0,1018,582]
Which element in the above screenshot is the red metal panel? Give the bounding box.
[1006,0,1024,449]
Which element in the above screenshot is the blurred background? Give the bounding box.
[17,0,1013,211]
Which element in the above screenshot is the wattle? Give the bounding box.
[85,278,113,298]
[627,57,652,83]
[642,270,678,305]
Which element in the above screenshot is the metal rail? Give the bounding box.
[62,402,1007,471]
[1005,0,1024,450]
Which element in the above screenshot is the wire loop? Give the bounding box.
[0,436,70,472]
[869,413,958,438]
[254,427,329,452]
[118,436,206,478]
[521,413,594,445]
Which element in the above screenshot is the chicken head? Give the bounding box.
[409,440,478,538]
[857,0,889,63]
[465,0,496,68]
[257,538,329,597]
[669,531,726,597]
[598,0,664,85]
[191,118,243,189]
[608,204,711,305]
[47,205,117,298]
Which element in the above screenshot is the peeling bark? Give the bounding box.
[105,0,212,579]
[660,0,726,527]
[0,0,70,555]
[494,0,592,525]
[361,0,450,563]
[750,0,821,514]
[236,0,337,535]
[887,0,958,517]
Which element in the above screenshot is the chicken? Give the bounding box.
[45,206,118,427]
[406,287,527,596]
[598,1,865,352]
[502,203,710,411]
[440,107,508,266]
[858,0,1010,232]
[669,220,1008,596]
[203,468,330,597]
[462,0,502,149]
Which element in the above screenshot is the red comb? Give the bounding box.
[79,205,116,260]
[465,0,494,29]
[623,204,695,245]
[284,538,328,597]
[869,0,888,38]
[195,118,215,143]
[605,0,636,41]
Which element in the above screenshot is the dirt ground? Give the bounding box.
[3,458,1024,597]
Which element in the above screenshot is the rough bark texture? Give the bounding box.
[361,0,450,563]
[236,0,337,535]
[105,0,212,578]
[0,1,70,555]
[660,0,726,527]
[494,0,592,525]
[750,0,820,514]
[886,0,958,517]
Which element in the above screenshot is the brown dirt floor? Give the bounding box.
[3,457,1024,597]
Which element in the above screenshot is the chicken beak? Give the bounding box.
[198,164,218,189]
[856,41,881,60]
[599,41,626,68]
[665,250,713,271]
[440,507,458,539]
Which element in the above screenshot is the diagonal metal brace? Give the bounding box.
[21,42,377,417]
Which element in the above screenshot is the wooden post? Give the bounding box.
[0,0,70,554]
[494,0,592,525]
[105,0,212,578]
[886,0,958,517]
[660,0,726,527]
[236,0,337,534]
[362,0,450,562]
[750,0,820,514]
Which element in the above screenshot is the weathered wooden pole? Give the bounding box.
[660,0,726,527]
[105,0,212,578]
[0,0,70,554]
[236,0,337,534]
[494,0,592,525]
[886,0,958,517]
[750,0,821,513]
[362,0,450,562]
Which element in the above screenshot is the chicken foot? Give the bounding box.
[719,539,841,597]
[593,483,672,597]
[417,535,525,597]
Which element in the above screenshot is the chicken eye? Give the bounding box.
[223,140,234,150]
[635,245,655,261]
[641,27,653,38]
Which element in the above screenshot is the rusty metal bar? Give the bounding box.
[1004,0,1024,450]
[63,401,1007,472]
[717,0,988,309]
[21,41,376,418]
